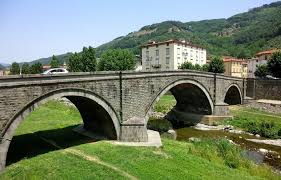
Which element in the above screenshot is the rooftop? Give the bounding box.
[223,57,244,63]
[256,49,280,56]
[141,39,204,49]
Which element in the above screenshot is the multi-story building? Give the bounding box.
[223,57,247,78]
[141,39,207,71]
[247,49,279,78]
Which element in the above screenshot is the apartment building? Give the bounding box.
[223,57,247,78]
[141,39,207,71]
[247,49,279,78]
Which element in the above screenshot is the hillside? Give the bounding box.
[29,1,281,64]
[0,64,5,70]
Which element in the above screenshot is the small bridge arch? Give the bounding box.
[145,79,214,124]
[224,84,243,105]
[0,88,120,170]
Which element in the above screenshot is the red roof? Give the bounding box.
[256,49,279,56]
[223,57,244,63]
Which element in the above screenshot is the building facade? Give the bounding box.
[223,57,247,78]
[141,40,207,71]
[247,49,279,78]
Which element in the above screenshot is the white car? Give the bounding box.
[42,68,69,75]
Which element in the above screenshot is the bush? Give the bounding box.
[147,117,173,133]
[246,121,280,138]
[254,64,268,78]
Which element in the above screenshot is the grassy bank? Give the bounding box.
[225,106,281,139]
[1,100,280,179]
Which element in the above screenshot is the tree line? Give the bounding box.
[10,47,136,75]
[179,57,225,73]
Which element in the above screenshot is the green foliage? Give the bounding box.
[267,51,281,78]
[254,64,268,77]
[68,46,97,72]
[147,117,172,133]
[178,62,194,70]
[246,120,280,139]
[224,106,281,139]
[202,64,209,72]
[50,55,60,68]
[30,62,43,74]
[68,53,81,72]
[9,62,20,75]
[208,57,225,73]
[21,63,30,74]
[98,49,135,71]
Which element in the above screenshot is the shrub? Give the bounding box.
[147,117,172,133]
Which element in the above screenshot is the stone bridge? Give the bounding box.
[0,70,245,170]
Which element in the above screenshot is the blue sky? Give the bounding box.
[0,0,278,63]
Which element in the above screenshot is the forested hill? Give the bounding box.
[29,1,281,64]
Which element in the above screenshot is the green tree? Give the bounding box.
[98,49,135,71]
[179,62,194,70]
[68,46,97,72]
[50,55,60,68]
[21,63,30,74]
[10,62,20,75]
[81,46,97,72]
[202,64,209,72]
[267,51,281,78]
[68,53,82,72]
[254,64,268,78]
[30,62,43,74]
[208,57,225,73]
[194,64,201,70]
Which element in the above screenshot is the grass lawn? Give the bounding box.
[154,95,176,113]
[1,99,280,179]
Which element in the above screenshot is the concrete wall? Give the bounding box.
[246,78,281,100]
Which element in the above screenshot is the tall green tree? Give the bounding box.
[98,49,135,71]
[255,64,268,78]
[68,53,81,72]
[208,57,225,73]
[81,46,97,72]
[50,55,60,68]
[30,62,43,74]
[10,62,20,75]
[267,51,281,78]
[68,46,97,72]
[21,63,30,74]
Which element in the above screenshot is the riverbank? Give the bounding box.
[1,100,280,179]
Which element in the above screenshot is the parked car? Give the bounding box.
[42,68,69,75]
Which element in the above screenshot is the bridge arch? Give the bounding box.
[224,84,242,105]
[145,79,214,121]
[0,88,120,170]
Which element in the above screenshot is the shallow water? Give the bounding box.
[176,127,281,170]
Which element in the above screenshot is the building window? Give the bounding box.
[166,57,170,64]
[166,48,170,56]
[177,48,180,55]
[156,50,159,56]
[156,57,159,64]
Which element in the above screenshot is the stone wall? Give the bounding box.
[246,79,281,100]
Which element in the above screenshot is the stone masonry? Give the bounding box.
[0,70,244,171]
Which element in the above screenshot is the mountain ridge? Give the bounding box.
[26,1,281,65]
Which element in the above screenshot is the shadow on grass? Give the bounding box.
[6,124,97,166]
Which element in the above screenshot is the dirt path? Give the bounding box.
[40,137,138,180]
